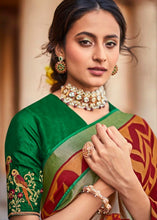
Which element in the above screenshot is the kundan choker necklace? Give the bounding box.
[60,83,108,111]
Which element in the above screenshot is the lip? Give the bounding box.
[88,67,107,76]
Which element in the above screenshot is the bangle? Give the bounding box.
[82,185,111,215]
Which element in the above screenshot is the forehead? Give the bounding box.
[67,9,120,37]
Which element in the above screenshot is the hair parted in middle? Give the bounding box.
[43,0,135,92]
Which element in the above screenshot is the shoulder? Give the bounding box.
[118,110,156,146]
[10,94,59,124]
[21,93,58,114]
[6,95,54,141]
[114,105,155,136]
[5,96,57,158]
[124,113,152,133]
[114,104,148,129]
[6,94,63,143]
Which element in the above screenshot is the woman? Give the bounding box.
[5,0,157,219]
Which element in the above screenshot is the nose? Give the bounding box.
[92,45,107,63]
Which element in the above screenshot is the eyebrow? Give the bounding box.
[75,31,119,39]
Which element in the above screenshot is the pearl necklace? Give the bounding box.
[60,83,108,111]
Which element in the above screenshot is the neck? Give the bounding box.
[64,82,99,92]
[60,83,108,111]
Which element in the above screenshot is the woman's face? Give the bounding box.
[61,9,120,91]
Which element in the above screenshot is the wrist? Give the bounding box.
[118,172,142,198]
[83,185,111,215]
[93,180,115,198]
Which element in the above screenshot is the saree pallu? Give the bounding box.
[41,110,157,219]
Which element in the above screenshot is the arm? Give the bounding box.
[5,111,43,219]
[10,179,114,220]
[84,123,151,220]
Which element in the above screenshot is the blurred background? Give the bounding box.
[0,0,156,219]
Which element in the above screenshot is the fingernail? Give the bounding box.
[96,123,102,128]
[102,124,107,129]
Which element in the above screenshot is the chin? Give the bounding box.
[91,81,105,88]
[83,83,105,91]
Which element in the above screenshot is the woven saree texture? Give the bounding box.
[5,94,157,219]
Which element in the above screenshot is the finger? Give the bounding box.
[82,141,95,158]
[82,141,99,165]
[91,134,104,152]
[96,123,107,138]
[106,126,132,152]
[107,126,126,143]
[84,146,99,164]
[83,153,96,171]
[96,123,115,147]
[91,134,109,159]
[82,141,99,159]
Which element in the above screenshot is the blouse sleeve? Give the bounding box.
[5,109,43,218]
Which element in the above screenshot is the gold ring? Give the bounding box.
[82,141,95,158]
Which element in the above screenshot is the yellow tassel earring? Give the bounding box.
[112,65,118,75]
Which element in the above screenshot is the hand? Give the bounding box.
[83,123,134,193]
[93,178,115,198]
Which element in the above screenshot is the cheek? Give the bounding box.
[114,54,119,64]
[65,45,87,67]
[109,49,119,65]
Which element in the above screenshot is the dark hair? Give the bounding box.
[43,0,134,92]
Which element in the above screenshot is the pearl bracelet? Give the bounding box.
[83,185,111,215]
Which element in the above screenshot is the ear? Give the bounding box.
[55,44,65,59]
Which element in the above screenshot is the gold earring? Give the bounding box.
[112,65,118,75]
[55,56,66,74]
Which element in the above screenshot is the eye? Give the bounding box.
[79,39,93,47]
[106,41,117,48]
